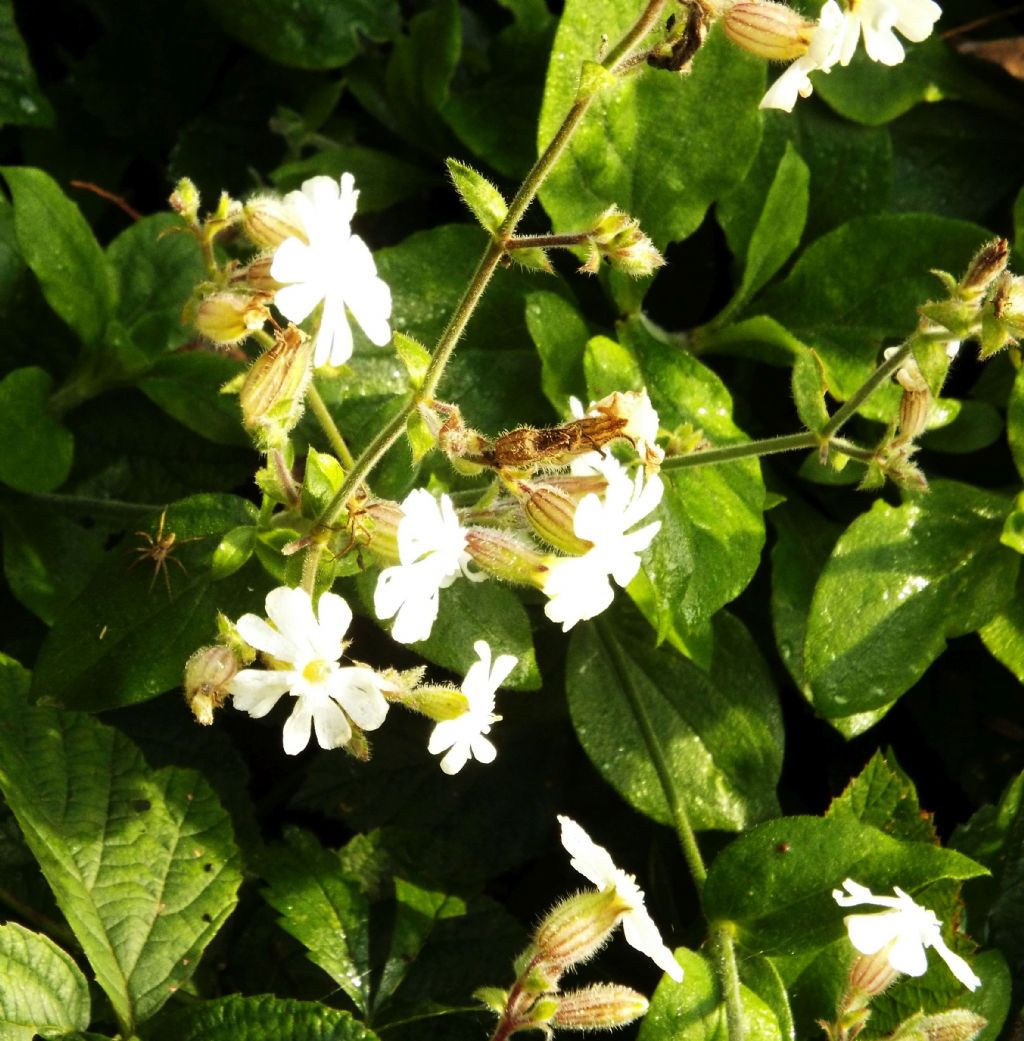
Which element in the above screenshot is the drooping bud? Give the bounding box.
[887,1010,988,1041]
[513,481,593,555]
[552,984,650,1031]
[239,324,314,450]
[533,889,623,979]
[183,645,240,725]
[241,193,306,250]
[464,527,553,587]
[582,206,664,278]
[195,291,271,346]
[723,1,815,60]
[169,177,201,224]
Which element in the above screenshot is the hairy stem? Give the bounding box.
[306,382,355,468]
[506,232,591,250]
[819,339,914,440]
[711,923,746,1041]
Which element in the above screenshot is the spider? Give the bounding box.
[127,510,200,597]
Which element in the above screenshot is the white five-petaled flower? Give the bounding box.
[542,455,663,631]
[428,640,515,775]
[270,173,392,368]
[558,815,684,982]
[229,586,391,755]
[374,489,482,644]
[760,0,846,111]
[838,0,942,66]
[833,879,981,991]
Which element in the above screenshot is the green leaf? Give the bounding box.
[980,569,1024,684]
[1008,363,1024,483]
[791,349,831,432]
[0,367,74,493]
[539,17,763,248]
[148,995,380,1041]
[210,525,256,581]
[756,214,989,398]
[0,698,242,1033]
[804,481,1019,719]
[567,608,782,832]
[703,815,986,956]
[29,493,264,712]
[0,0,51,128]
[260,829,371,1014]
[740,955,794,1041]
[106,213,204,360]
[0,923,90,1040]
[392,331,432,390]
[446,159,507,235]
[525,291,588,412]
[301,448,345,518]
[1,167,116,345]
[718,143,809,323]
[638,947,782,1041]
[202,0,399,70]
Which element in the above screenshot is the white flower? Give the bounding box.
[571,389,665,472]
[229,586,390,755]
[374,489,482,644]
[542,458,663,631]
[833,879,981,991]
[838,0,942,66]
[270,173,392,368]
[760,0,845,111]
[428,640,515,775]
[558,815,683,982]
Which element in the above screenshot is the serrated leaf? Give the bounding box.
[0,923,90,1041]
[703,816,986,956]
[260,829,371,1014]
[1,167,116,345]
[638,947,782,1041]
[0,367,74,493]
[804,481,1019,719]
[0,697,242,1034]
[29,493,265,712]
[148,995,380,1041]
[446,159,507,235]
[567,607,782,832]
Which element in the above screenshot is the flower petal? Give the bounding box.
[886,930,929,977]
[333,667,389,731]
[558,815,617,890]
[265,586,319,658]
[235,613,297,664]
[282,697,314,755]
[312,697,352,750]
[312,590,352,657]
[440,743,471,775]
[845,911,904,955]
[229,669,293,717]
[929,934,982,991]
[622,906,684,982]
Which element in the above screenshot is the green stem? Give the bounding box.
[506,232,590,250]
[711,923,746,1041]
[306,382,356,468]
[661,431,819,471]
[10,490,163,520]
[819,339,914,440]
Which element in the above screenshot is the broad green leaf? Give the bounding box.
[718,143,809,323]
[260,829,371,1015]
[0,1,51,128]
[446,159,506,235]
[755,214,989,398]
[919,399,1003,455]
[980,570,1024,685]
[621,322,766,632]
[703,815,986,956]
[106,213,203,359]
[1,167,116,345]
[804,481,1019,718]
[29,494,264,711]
[638,947,782,1041]
[148,995,380,1041]
[1008,363,1024,482]
[567,608,782,832]
[392,331,431,389]
[740,956,794,1041]
[301,447,345,518]
[0,698,241,1033]
[525,290,589,412]
[202,0,399,70]
[791,348,831,432]
[539,16,763,248]
[0,367,73,493]
[0,923,89,1041]
[696,314,806,366]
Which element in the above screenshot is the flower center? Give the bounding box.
[302,659,331,684]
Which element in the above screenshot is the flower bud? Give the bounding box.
[533,889,622,978]
[183,645,239,725]
[355,498,404,564]
[513,481,593,555]
[582,207,664,278]
[847,947,902,1001]
[241,194,306,250]
[552,984,650,1031]
[169,177,200,224]
[979,273,1024,358]
[402,684,471,722]
[895,388,932,446]
[961,238,1009,296]
[195,291,271,346]
[723,1,815,60]
[464,527,553,587]
[231,254,285,294]
[240,325,314,451]
[888,1010,988,1041]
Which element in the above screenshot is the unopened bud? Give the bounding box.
[169,177,200,224]
[552,984,650,1030]
[895,388,932,446]
[979,273,1024,358]
[514,481,593,555]
[961,238,1009,295]
[240,325,313,450]
[183,645,239,725]
[533,889,622,977]
[232,254,285,294]
[464,527,553,587]
[723,1,814,59]
[847,948,902,1001]
[195,291,271,346]
[241,194,306,250]
[403,684,471,722]
[888,1010,988,1041]
[583,207,664,278]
